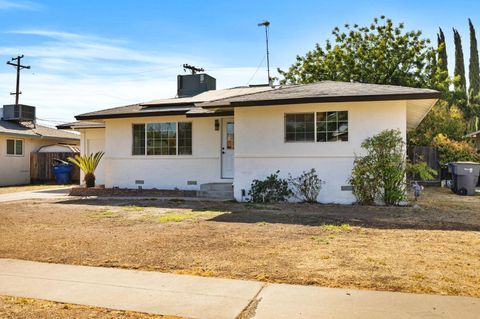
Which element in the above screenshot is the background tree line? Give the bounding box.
[278,16,480,161]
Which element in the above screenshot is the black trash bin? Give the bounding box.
[447,162,480,195]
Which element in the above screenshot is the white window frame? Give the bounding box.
[132,121,193,156]
[6,138,24,156]
[284,111,349,143]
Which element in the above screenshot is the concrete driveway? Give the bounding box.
[0,259,478,319]
[0,187,71,203]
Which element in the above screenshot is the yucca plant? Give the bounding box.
[68,152,104,188]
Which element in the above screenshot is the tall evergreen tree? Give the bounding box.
[437,28,448,74]
[453,28,467,92]
[469,19,480,96]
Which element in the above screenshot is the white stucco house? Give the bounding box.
[1,105,80,186]
[61,74,439,203]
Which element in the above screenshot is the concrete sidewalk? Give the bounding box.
[0,259,478,319]
[0,187,71,202]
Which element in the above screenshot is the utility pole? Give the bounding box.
[258,20,271,86]
[183,64,204,75]
[6,55,30,106]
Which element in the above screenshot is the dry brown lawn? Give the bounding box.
[0,187,479,298]
[0,296,180,319]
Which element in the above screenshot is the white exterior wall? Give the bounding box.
[102,115,224,190]
[234,101,407,204]
[79,128,106,185]
[0,135,79,186]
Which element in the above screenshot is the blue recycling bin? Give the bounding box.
[52,163,73,184]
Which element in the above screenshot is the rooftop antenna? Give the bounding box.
[6,55,30,106]
[183,64,204,75]
[257,20,271,86]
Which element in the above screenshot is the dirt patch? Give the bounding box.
[0,296,181,319]
[0,188,479,298]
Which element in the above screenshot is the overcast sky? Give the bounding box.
[0,0,478,126]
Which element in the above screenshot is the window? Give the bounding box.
[285,111,348,143]
[132,122,192,156]
[285,113,315,142]
[132,124,145,155]
[225,122,234,149]
[178,122,192,155]
[317,111,348,142]
[147,123,176,155]
[6,139,23,156]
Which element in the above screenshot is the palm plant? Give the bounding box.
[68,152,104,188]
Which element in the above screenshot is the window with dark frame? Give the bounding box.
[6,139,23,155]
[178,122,192,155]
[316,111,348,142]
[285,111,348,143]
[285,113,315,142]
[132,122,192,156]
[132,124,145,155]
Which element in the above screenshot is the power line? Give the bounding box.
[246,54,266,86]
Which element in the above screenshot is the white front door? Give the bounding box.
[221,118,234,179]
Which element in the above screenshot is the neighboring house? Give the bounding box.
[466,130,480,152]
[1,105,80,186]
[61,73,439,203]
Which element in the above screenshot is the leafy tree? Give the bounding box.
[431,134,480,167]
[453,29,467,91]
[408,100,467,145]
[469,19,480,96]
[278,16,447,91]
[437,28,448,75]
[468,19,480,132]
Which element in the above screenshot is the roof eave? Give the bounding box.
[75,110,189,120]
[202,92,441,109]
[0,131,79,140]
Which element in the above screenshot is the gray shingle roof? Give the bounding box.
[76,104,195,120]
[199,81,440,108]
[74,81,440,120]
[0,120,79,140]
[75,86,272,120]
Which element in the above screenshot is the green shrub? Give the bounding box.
[406,160,437,181]
[432,134,480,167]
[349,129,406,206]
[288,168,322,203]
[248,171,292,203]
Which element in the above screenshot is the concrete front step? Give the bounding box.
[198,183,234,199]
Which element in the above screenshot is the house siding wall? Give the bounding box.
[233,100,407,204]
[0,134,79,186]
[79,128,106,185]
[101,115,224,189]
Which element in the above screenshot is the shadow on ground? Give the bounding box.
[56,190,480,231]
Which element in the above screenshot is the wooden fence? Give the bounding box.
[30,152,80,183]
